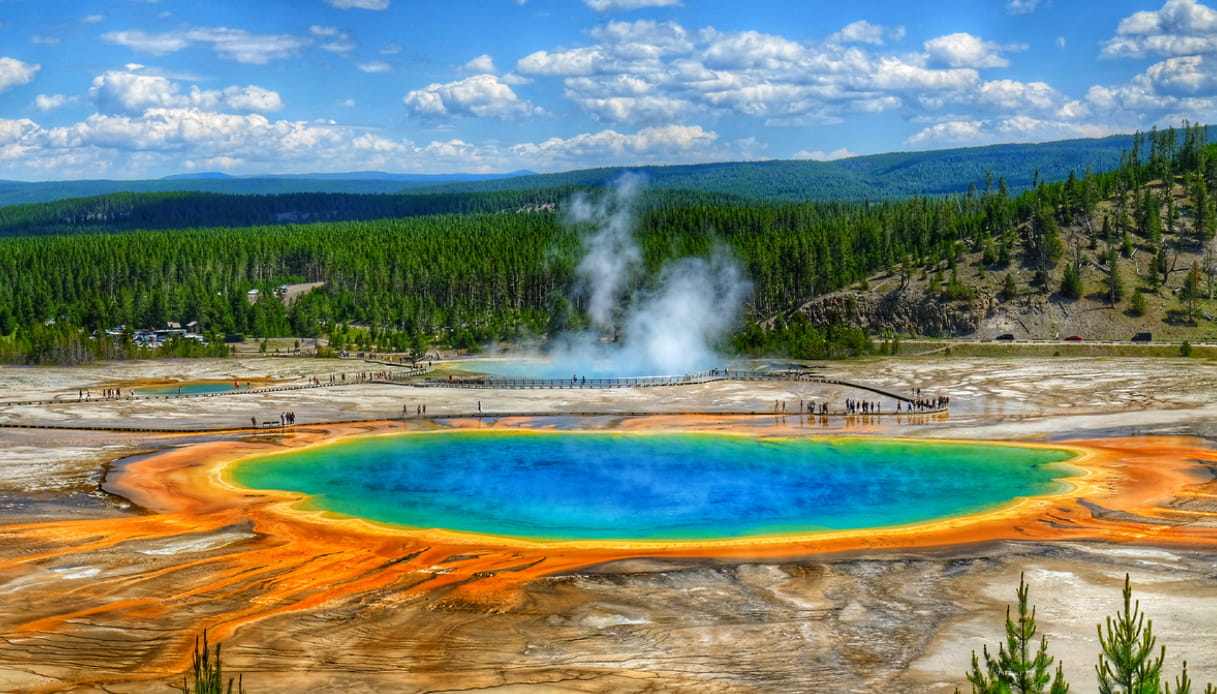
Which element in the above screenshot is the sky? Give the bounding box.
[1,0,1216,181]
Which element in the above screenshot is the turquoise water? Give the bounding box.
[229,431,1075,541]
[139,382,243,395]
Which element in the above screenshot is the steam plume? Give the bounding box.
[547,175,752,376]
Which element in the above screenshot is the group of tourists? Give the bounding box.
[403,403,428,417]
[899,394,949,412]
[79,388,132,401]
[845,398,881,414]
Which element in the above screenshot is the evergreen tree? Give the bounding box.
[1106,251,1126,305]
[1061,263,1083,300]
[1096,574,1164,694]
[962,573,1070,694]
[1182,260,1203,322]
[1129,290,1147,316]
[1003,272,1019,300]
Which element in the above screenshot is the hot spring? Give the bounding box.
[137,381,244,395]
[229,431,1076,542]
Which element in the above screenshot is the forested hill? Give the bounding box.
[0,170,534,207]
[6,130,1210,208]
[410,134,1152,200]
[0,187,746,237]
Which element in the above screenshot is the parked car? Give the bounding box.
[1131,332,1152,342]
[995,333,1015,341]
[1064,335,1083,341]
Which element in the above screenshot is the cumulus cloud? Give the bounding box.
[0,110,750,180]
[403,74,543,120]
[1142,54,1217,94]
[464,54,497,74]
[0,57,40,93]
[923,32,1015,68]
[830,20,904,46]
[34,94,71,111]
[1102,0,1217,58]
[326,0,390,8]
[906,117,1112,148]
[976,79,1062,111]
[516,20,1051,129]
[89,69,283,116]
[583,0,681,11]
[511,124,720,169]
[102,26,311,64]
[573,94,694,126]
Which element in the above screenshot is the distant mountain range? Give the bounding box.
[1,129,1209,208]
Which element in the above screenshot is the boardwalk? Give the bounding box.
[0,365,946,432]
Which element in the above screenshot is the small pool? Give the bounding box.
[138,381,247,395]
[229,431,1075,542]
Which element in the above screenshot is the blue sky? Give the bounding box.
[1,0,1216,180]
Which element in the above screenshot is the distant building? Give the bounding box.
[247,288,260,304]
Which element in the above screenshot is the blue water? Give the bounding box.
[229,431,1075,541]
[138,382,243,395]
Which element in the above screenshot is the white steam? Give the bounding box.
[547,175,752,377]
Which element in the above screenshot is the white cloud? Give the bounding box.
[923,33,1014,68]
[591,20,694,56]
[1102,0,1217,58]
[101,30,189,55]
[357,61,392,73]
[701,30,805,70]
[0,118,40,146]
[871,57,979,91]
[0,112,749,180]
[34,94,71,111]
[464,54,497,74]
[102,26,311,64]
[518,47,605,76]
[976,79,1062,111]
[582,0,681,11]
[337,98,356,107]
[31,35,62,46]
[326,0,390,8]
[572,94,694,126]
[310,26,357,53]
[518,21,1043,129]
[511,124,720,169]
[1006,0,1042,14]
[792,147,855,161]
[89,69,283,116]
[831,20,903,46]
[403,74,543,120]
[906,117,1112,148]
[0,57,40,94]
[81,13,106,24]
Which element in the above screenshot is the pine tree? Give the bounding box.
[184,631,245,694]
[1061,263,1083,300]
[962,573,1070,694]
[1096,574,1163,694]
[1003,272,1019,301]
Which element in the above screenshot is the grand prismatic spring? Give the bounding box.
[2,355,1217,692]
[229,432,1075,541]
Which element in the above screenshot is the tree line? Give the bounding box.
[0,124,1213,365]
